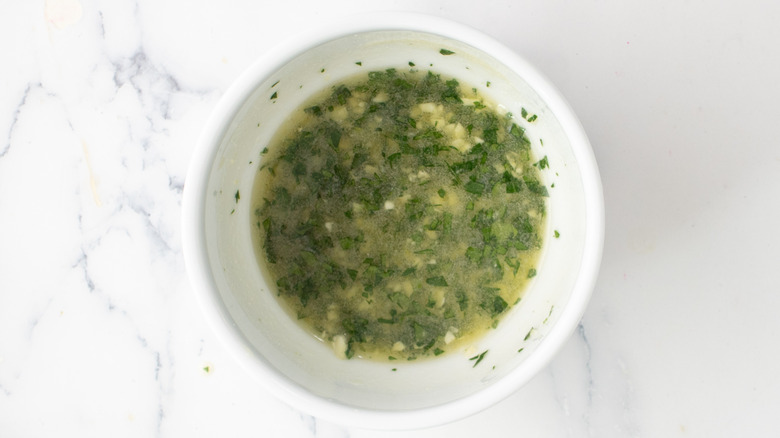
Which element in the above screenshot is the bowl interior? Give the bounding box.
[196,26,598,427]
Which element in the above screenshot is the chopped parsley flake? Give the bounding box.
[469,350,488,367]
[534,156,549,169]
[426,276,449,287]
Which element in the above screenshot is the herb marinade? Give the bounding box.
[254,68,547,360]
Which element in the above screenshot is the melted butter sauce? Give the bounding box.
[253,68,547,361]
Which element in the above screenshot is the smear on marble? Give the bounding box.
[578,319,642,437]
[578,323,595,405]
[1,83,37,158]
[45,0,83,30]
[300,413,317,435]
[80,139,103,206]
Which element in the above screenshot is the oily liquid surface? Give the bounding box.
[253,68,547,361]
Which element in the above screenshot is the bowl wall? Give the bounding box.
[183,15,603,430]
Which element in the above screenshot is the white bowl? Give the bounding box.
[182,13,603,430]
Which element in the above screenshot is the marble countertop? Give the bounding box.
[2,1,779,436]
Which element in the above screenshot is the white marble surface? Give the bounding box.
[2,0,779,436]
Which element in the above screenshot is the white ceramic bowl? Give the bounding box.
[182,13,603,430]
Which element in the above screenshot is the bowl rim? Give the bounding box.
[182,11,604,430]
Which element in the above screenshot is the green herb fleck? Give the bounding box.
[355,61,362,66]
[469,350,488,367]
[466,246,481,264]
[543,306,554,323]
[442,212,452,233]
[509,123,525,139]
[426,276,448,287]
[554,230,560,238]
[464,181,485,194]
[304,105,322,116]
[340,237,353,250]
[524,328,533,341]
[234,190,240,203]
[270,91,278,100]
[439,49,455,56]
